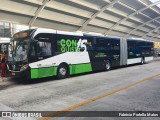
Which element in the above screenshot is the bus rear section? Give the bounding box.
[86,36,121,71]
[120,38,154,66]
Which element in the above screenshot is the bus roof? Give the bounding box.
[127,38,154,42]
[33,28,83,37]
[14,28,153,42]
[83,33,104,37]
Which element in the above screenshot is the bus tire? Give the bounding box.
[57,64,69,79]
[141,57,145,65]
[105,61,111,71]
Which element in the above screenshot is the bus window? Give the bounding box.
[93,37,96,44]
[34,33,53,57]
[95,38,106,51]
[96,38,105,46]
[114,41,120,51]
[128,41,136,50]
[34,33,52,41]
[146,42,153,47]
[37,41,52,56]
[137,41,145,47]
[106,40,114,50]
[31,45,35,56]
[127,40,137,58]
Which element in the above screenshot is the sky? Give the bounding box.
[149,0,160,7]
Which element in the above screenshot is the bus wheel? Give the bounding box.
[57,64,68,79]
[105,61,111,71]
[141,58,145,65]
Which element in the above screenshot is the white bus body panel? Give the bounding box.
[145,56,153,62]
[127,58,141,65]
[29,52,90,69]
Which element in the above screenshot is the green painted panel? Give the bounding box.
[70,63,92,75]
[31,67,57,79]
[31,63,92,79]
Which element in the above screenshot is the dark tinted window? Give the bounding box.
[146,42,153,47]
[34,33,53,41]
[34,33,53,56]
[114,41,120,50]
[96,38,105,47]
[128,40,136,50]
[31,45,35,56]
[106,39,114,50]
[137,41,146,46]
[36,41,52,56]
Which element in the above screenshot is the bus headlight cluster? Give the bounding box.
[20,64,29,71]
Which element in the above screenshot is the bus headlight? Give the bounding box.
[20,64,29,71]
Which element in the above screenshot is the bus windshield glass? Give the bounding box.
[11,29,34,62]
[14,39,29,61]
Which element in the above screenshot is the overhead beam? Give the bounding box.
[68,0,99,11]
[24,0,91,19]
[141,0,160,16]
[104,0,160,35]
[152,28,160,40]
[116,1,160,29]
[0,6,81,27]
[118,1,136,12]
[97,8,155,30]
[28,0,51,27]
[78,0,119,31]
[137,0,160,28]
[147,33,158,38]
[142,26,160,39]
[23,0,160,30]
[124,16,160,38]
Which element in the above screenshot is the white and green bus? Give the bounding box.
[8,28,154,79]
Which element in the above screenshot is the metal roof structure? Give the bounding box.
[0,0,160,41]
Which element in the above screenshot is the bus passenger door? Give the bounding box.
[29,42,37,63]
[111,40,120,67]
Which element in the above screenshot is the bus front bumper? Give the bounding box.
[10,68,30,79]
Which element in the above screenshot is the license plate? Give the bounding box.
[12,72,15,76]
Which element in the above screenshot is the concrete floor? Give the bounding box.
[0,61,160,120]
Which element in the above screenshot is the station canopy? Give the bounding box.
[0,0,160,41]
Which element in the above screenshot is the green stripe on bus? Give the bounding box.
[69,63,92,75]
[31,63,92,79]
[31,67,58,79]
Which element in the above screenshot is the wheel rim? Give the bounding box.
[59,68,66,76]
[106,62,110,70]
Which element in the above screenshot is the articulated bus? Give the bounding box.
[8,29,154,79]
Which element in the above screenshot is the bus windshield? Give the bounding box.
[11,30,34,62]
[14,39,29,61]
